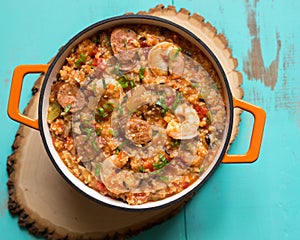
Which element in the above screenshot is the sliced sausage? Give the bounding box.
[125,116,152,145]
[57,83,85,112]
[110,27,139,54]
[110,28,140,70]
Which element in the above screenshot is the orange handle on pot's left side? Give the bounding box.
[222,98,266,163]
[7,64,49,130]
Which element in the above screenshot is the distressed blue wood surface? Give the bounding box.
[1,0,299,239]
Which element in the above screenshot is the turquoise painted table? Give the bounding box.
[1,0,299,239]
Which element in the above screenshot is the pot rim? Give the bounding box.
[38,14,234,211]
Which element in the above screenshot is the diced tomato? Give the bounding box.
[118,151,127,159]
[134,193,146,197]
[140,41,148,48]
[133,193,148,203]
[90,48,98,57]
[92,57,102,67]
[193,105,208,119]
[144,162,154,172]
[181,182,189,189]
[92,58,106,71]
[95,181,107,193]
[107,83,115,91]
[92,58,98,66]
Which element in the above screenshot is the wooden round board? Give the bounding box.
[7,5,243,240]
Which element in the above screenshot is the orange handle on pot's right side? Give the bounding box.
[222,98,266,163]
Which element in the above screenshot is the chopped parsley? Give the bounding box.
[83,127,93,141]
[92,38,100,44]
[108,129,116,137]
[156,97,169,117]
[207,111,213,124]
[97,107,108,118]
[64,104,71,113]
[212,83,219,90]
[117,75,134,89]
[168,47,182,60]
[117,104,123,115]
[81,119,92,127]
[171,92,183,111]
[191,83,198,89]
[75,54,87,67]
[114,82,121,92]
[129,80,135,88]
[161,108,168,117]
[115,140,127,154]
[171,139,181,148]
[159,175,169,182]
[139,166,145,173]
[91,136,99,151]
[102,78,107,90]
[104,102,114,111]
[153,153,169,170]
[92,82,97,94]
[181,142,191,151]
[115,147,121,154]
[139,65,145,81]
[95,163,101,176]
[95,127,102,136]
[114,62,121,76]
[118,75,128,88]
[174,47,182,58]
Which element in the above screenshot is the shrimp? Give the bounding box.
[166,103,200,139]
[148,42,185,77]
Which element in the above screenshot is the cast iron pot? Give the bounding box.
[7,15,266,210]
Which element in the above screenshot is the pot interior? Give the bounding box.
[39,15,233,210]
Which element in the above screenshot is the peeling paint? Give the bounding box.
[282,43,295,83]
[278,43,300,122]
[243,0,281,90]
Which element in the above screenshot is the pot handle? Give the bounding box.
[222,98,266,163]
[7,64,49,130]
